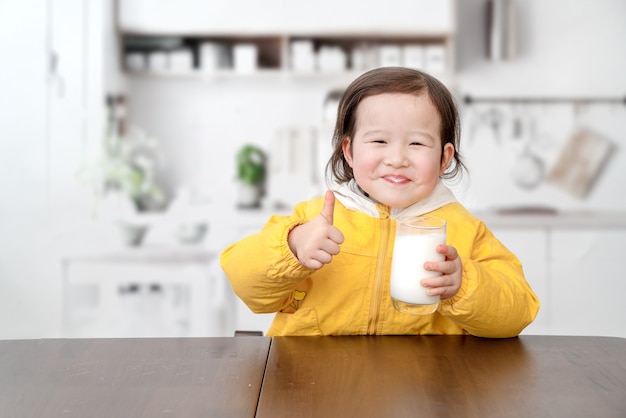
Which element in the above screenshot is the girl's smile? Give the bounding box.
[383,174,410,184]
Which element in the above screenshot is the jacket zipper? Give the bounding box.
[367,206,391,335]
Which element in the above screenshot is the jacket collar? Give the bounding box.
[327,178,457,221]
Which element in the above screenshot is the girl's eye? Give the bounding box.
[372,140,386,144]
[410,142,423,146]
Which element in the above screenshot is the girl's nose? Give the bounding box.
[383,146,409,167]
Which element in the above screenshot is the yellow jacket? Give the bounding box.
[221,186,539,338]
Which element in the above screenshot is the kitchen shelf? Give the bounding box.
[125,67,442,87]
[118,0,457,86]
[120,32,456,81]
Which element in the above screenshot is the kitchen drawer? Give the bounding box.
[549,229,626,260]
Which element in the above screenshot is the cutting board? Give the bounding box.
[546,129,614,198]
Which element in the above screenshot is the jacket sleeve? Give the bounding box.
[438,219,541,338]
[220,204,316,314]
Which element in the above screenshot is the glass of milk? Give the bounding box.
[390,216,447,315]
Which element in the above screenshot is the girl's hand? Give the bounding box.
[421,244,463,300]
[288,190,345,269]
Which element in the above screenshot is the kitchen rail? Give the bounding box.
[463,95,626,106]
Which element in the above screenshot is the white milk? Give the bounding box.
[390,232,446,305]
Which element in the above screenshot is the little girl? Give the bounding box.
[221,67,539,337]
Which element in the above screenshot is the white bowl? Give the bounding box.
[117,222,150,246]
[176,222,209,244]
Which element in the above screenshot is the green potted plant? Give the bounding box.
[96,128,165,213]
[236,144,266,208]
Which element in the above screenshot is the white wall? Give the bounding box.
[126,77,333,204]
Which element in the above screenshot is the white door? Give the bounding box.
[0,0,105,338]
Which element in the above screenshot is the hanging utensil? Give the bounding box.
[488,107,504,142]
[511,143,544,190]
[510,119,544,190]
[509,103,525,140]
[468,106,504,144]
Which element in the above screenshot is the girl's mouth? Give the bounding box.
[383,175,410,184]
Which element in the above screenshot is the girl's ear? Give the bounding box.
[440,142,455,176]
[342,137,354,168]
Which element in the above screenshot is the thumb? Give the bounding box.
[320,190,336,224]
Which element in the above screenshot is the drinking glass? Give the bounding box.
[390,216,447,315]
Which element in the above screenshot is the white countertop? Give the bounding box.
[228,206,626,229]
[79,205,625,260]
[473,209,626,229]
[61,245,216,263]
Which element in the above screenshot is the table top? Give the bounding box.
[0,337,270,418]
[258,335,626,418]
[1,336,624,418]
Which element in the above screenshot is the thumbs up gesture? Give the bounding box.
[287,190,345,269]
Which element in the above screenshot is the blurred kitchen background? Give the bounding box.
[1,0,625,339]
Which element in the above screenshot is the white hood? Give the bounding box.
[327,178,457,222]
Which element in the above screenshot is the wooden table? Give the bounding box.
[0,337,270,417]
[258,335,626,418]
[1,336,624,417]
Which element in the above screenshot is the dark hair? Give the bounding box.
[327,67,464,183]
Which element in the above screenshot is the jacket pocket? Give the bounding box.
[268,308,323,336]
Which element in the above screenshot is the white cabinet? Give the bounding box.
[491,224,626,337]
[491,228,549,335]
[548,229,626,337]
[61,247,232,337]
[119,0,455,34]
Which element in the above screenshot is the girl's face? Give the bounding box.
[342,93,454,208]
